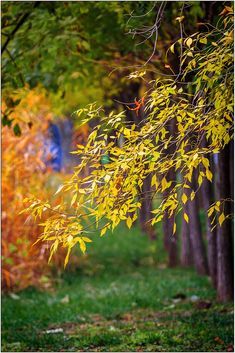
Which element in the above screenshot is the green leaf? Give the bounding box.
[13,123,21,136]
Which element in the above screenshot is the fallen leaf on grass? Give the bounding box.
[9,293,20,300]
[45,328,63,334]
[60,295,70,304]
[109,325,116,331]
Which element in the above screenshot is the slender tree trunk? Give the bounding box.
[162,119,178,267]
[181,202,193,267]
[217,143,234,302]
[201,175,217,286]
[162,211,178,267]
[162,181,178,266]
[139,173,156,239]
[188,172,209,275]
[200,138,217,287]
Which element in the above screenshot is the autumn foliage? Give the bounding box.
[1,89,66,291]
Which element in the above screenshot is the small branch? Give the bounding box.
[1,2,40,54]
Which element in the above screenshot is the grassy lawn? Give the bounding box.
[2,225,234,352]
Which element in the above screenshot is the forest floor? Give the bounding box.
[2,226,234,352]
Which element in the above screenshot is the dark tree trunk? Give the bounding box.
[188,173,209,275]
[162,207,178,267]
[201,176,217,286]
[139,173,156,240]
[201,175,217,287]
[181,202,193,267]
[217,143,234,302]
[162,118,178,267]
[200,139,217,287]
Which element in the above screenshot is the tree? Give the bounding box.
[21,5,234,300]
[216,143,234,301]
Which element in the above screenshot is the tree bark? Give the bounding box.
[217,143,234,302]
[200,138,217,287]
[139,173,156,240]
[181,202,193,267]
[201,175,217,286]
[162,118,178,267]
[188,172,209,275]
[162,203,178,267]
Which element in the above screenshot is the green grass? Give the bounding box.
[2,225,234,352]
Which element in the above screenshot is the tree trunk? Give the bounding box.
[163,209,178,267]
[181,202,193,267]
[188,172,209,275]
[201,175,217,287]
[217,143,234,302]
[162,118,178,267]
[139,173,156,240]
[200,139,217,287]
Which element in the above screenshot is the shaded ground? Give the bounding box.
[2,226,234,352]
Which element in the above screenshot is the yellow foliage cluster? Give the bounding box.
[23,12,234,267]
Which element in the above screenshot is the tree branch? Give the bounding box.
[1,2,40,55]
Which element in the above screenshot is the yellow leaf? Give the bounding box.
[199,37,207,44]
[82,237,92,243]
[71,193,77,206]
[208,207,214,217]
[67,235,73,243]
[184,212,189,223]
[151,174,156,187]
[218,213,225,226]
[186,38,193,48]
[104,174,111,183]
[190,191,195,201]
[78,186,87,194]
[151,174,158,187]
[161,177,171,191]
[182,193,188,204]
[155,214,164,223]
[224,113,233,122]
[55,184,64,195]
[123,128,131,137]
[206,169,213,182]
[64,247,71,268]
[78,238,86,253]
[170,43,175,54]
[186,171,192,182]
[100,227,108,237]
[198,174,203,186]
[173,222,176,234]
[126,216,133,229]
[202,157,209,168]
[175,16,184,23]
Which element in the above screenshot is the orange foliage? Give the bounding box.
[2,89,64,292]
[2,88,90,292]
